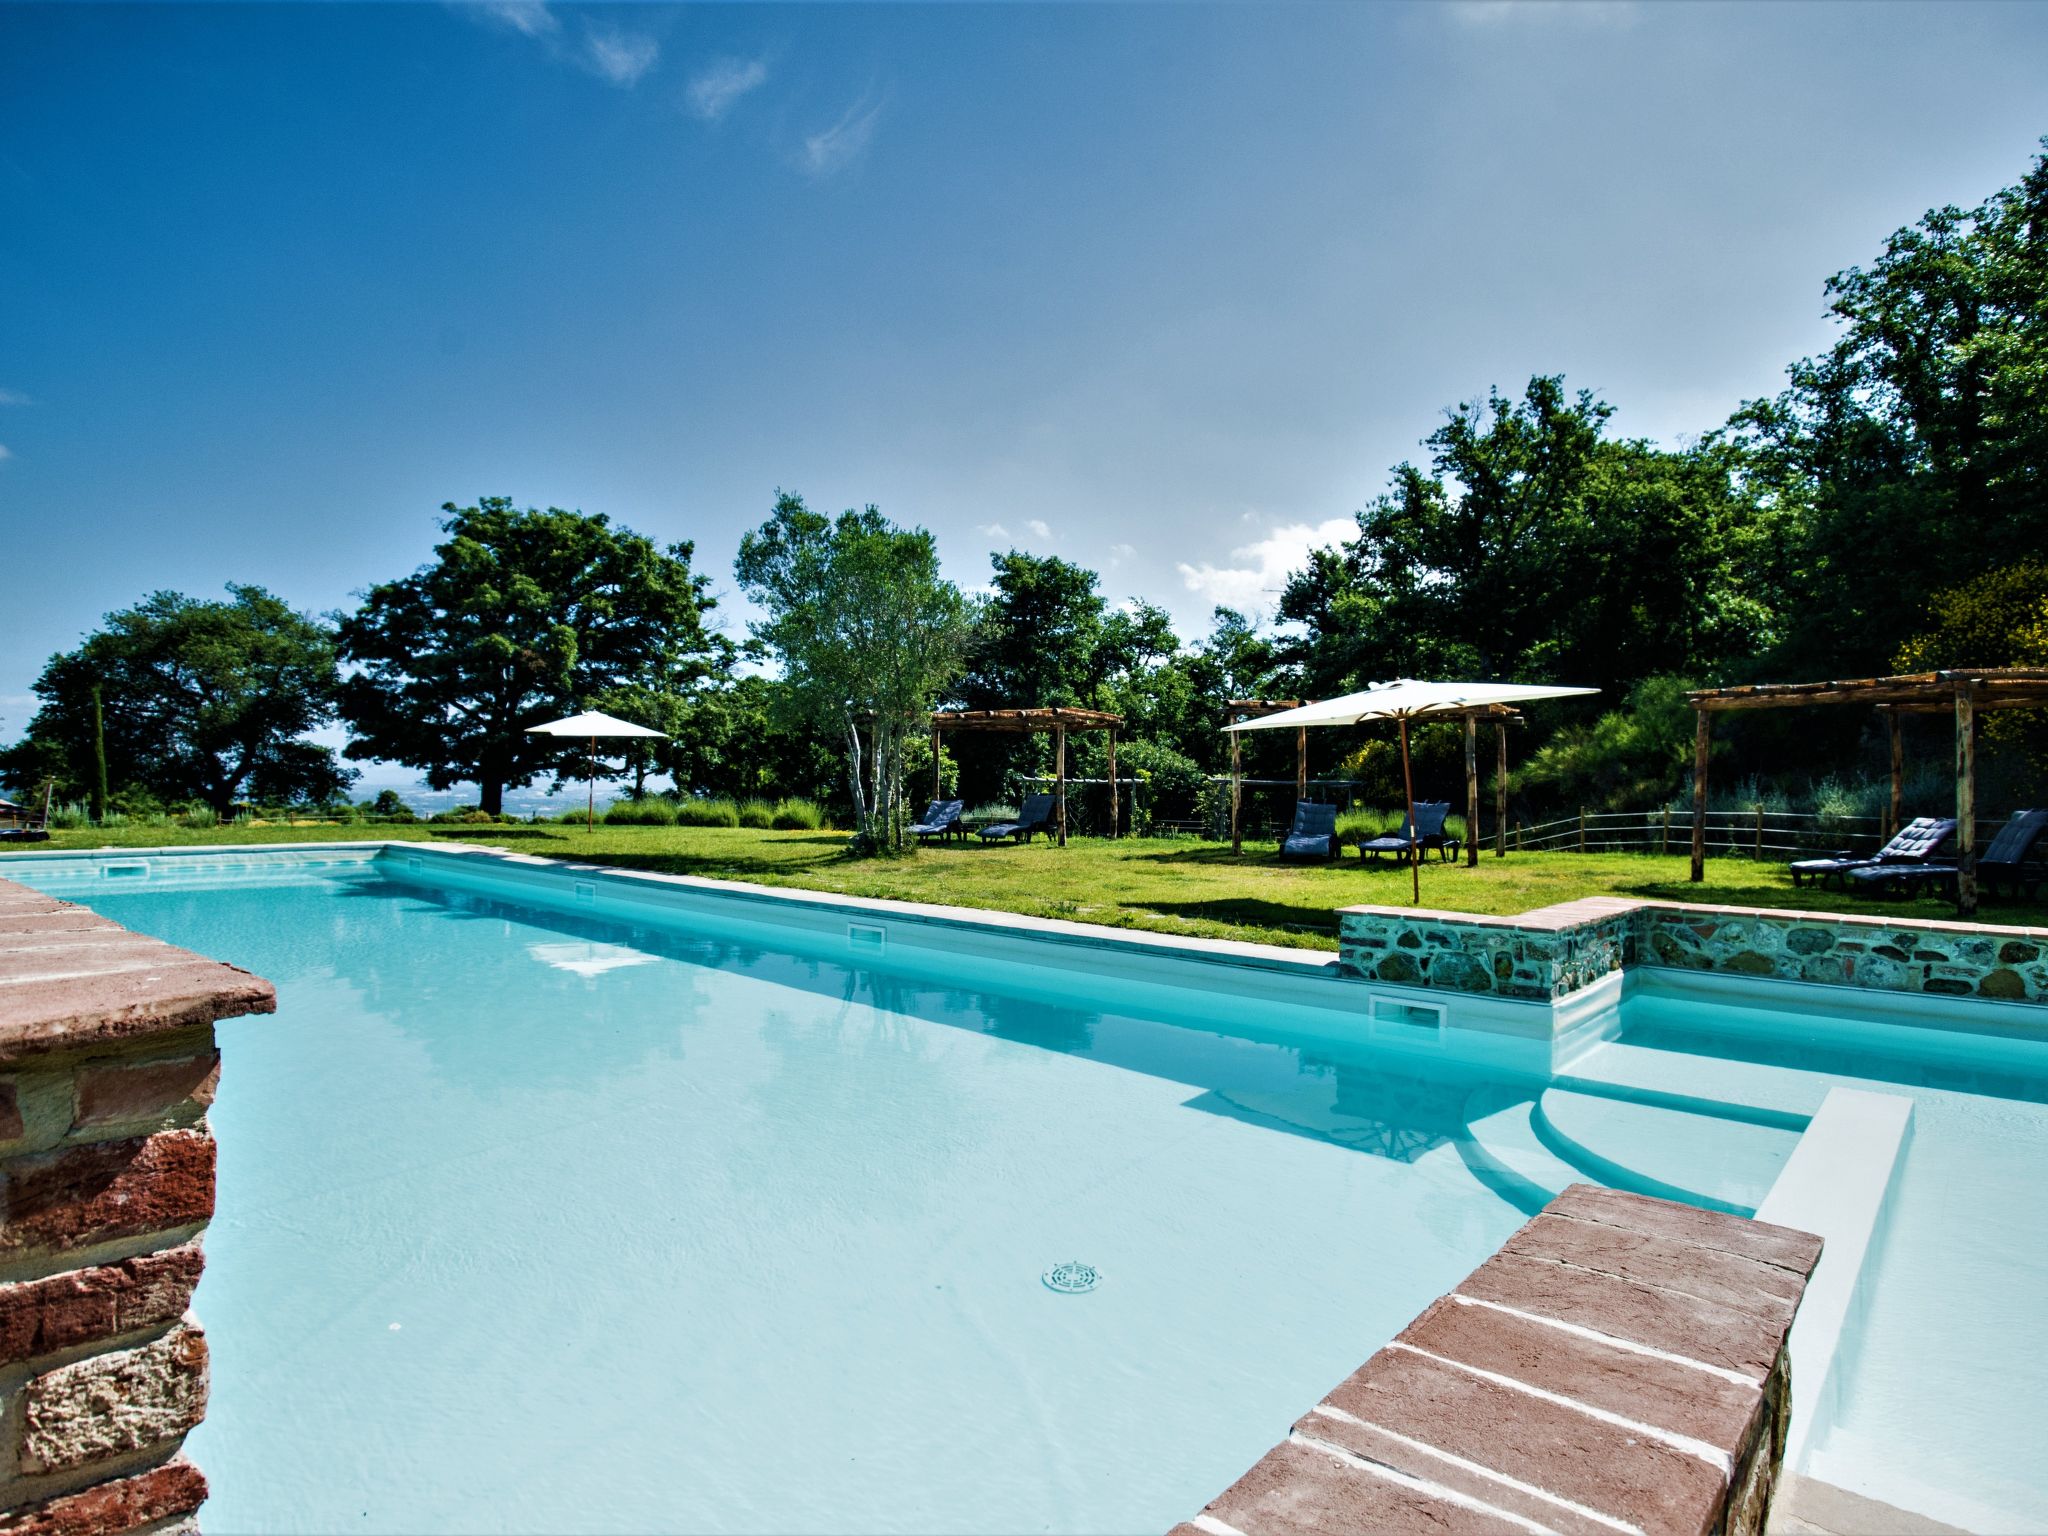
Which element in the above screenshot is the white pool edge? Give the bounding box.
[1752,1085,1915,1475]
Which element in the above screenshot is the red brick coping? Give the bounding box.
[0,878,274,1531]
[1172,1185,1822,1536]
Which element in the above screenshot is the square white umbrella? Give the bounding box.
[1226,679,1598,903]
[525,710,668,830]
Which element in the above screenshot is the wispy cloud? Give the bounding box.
[583,26,659,88]
[0,389,29,406]
[466,1,559,40]
[802,92,884,177]
[976,522,1011,540]
[1108,542,1136,567]
[1447,0,1637,27]
[687,57,767,122]
[1026,519,1053,541]
[1176,517,1355,615]
[457,4,659,90]
[0,445,13,462]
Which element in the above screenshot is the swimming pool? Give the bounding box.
[5,846,2042,1533]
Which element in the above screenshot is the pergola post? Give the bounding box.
[931,723,943,802]
[1956,685,1976,917]
[1107,728,1119,839]
[1296,726,1308,805]
[1054,724,1068,848]
[1690,707,1710,882]
[1886,708,1903,842]
[1494,721,1508,857]
[1399,716,1419,907]
[1463,714,1479,868]
[1229,731,1242,855]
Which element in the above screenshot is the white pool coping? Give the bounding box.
[1752,1085,1915,1474]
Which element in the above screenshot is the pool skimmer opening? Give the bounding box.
[1042,1261,1099,1295]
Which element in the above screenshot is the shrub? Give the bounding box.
[736,797,776,829]
[604,795,679,826]
[47,801,94,830]
[673,796,740,828]
[181,804,220,828]
[429,806,499,825]
[769,796,825,830]
[364,789,416,821]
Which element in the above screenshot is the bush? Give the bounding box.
[769,796,825,830]
[429,806,500,825]
[47,801,94,830]
[180,803,220,828]
[604,796,679,826]
[363,789,416,821]
[673,796,740,828]
[736,797,776,829]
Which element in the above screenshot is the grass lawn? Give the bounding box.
[18,821,2042,951]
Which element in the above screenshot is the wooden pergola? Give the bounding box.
[928,707,1125,846]
[1226,700,1304,854]
[1686,668,2048,915]
[1226,698,1524,863]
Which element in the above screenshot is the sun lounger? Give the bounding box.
[1850,808,2047,901]
[977,793,1057,844]
[910,799,966,844]
[1358,801,1457,865]
[1278,802,1341,861]
[1788,816,1953,891]
[0,784,52,844]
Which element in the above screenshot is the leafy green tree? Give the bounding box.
[338,498,723,816]
[1897,558,2048,768]
[659,675,841,806]
[957,552,1108,709]
[735,493,975,851]
[1731,139,2048,675]
[1279,376,1780,700]
[0,585,349,813]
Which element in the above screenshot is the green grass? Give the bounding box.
[21,821,2041,952]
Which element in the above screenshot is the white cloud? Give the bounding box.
[0,389,30,406]
[466,1,559,39]
[1026,519,1053,541]
[0,444,12,462]
[1107,542,1136,567]
[687,57,767,121]
[802,93,883,177]
[1175,517,1355,615]
[584,26,660,87]
[976,522,1010,540]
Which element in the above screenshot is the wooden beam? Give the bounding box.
[1107,729,1119,840]
[931,723,942,802]
[1296,726,1308,805]
[1886,708,1903,843]
[1464,714,1479,867]
[1690,708,1710,882]
[1055,724,1067,848]
[1399,716,1419,907]
[1230,731,1242,855]
[1494,722,1508,858]
[1956,684,1976,917]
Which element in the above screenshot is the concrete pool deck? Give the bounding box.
[0,877,273,1532]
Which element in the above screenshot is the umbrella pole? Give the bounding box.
[1399,715,1419,906]
[588,734,595,832]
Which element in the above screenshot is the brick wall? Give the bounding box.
[0,881,272,1534]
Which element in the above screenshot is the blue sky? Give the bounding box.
[4,0,2047,783]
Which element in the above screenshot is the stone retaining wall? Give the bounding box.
[1173,1184,1823,1536]
[1340,896,2048,1006]
[0,880,273,1534]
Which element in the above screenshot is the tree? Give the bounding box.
[1897,559,2048,768]
[338,498,722,815]
[735,493,975,852]
[0,585,349,813]
[1730,139,2048,675]
[1278,376,1781,700]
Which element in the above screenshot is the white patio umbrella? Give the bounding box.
[1226,680,1598,904]
[525,710,668,831]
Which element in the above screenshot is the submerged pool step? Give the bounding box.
[1457,1087,1585,1215]
[1529,1085,1800,1217]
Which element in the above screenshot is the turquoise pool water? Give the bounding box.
[8,850,2040,1533]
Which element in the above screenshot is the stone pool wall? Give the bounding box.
[1339,896,2048,1006]
[0,879,273,1534]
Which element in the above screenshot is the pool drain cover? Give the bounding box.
[1042,1261,1099,1294]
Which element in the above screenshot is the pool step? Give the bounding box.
[1457,1087,1584,1215]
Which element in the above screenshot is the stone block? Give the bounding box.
[0,1244,205,1364]
[0,1129,215,1266]
[71,1050,220,1132]
[0,1458,207,1536]
[18,1322,209,1475]
[0,1080,21,1145]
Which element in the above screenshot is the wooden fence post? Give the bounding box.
[1661,806,1671,856]
[1229,732,1242,855]
[1690,708,1710,882]
[1578,807,1587,854]
[1754,802,1764,860]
